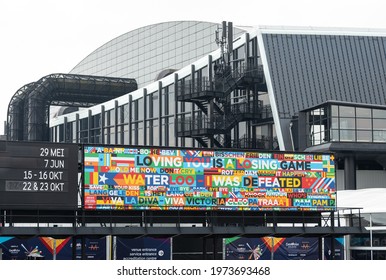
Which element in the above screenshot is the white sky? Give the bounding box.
[1,0,386,135]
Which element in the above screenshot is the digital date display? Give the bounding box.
[3,147,71,193]
[0,141,78,209]
[6,181,67,192]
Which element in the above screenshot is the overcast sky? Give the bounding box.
[1,0,386,135]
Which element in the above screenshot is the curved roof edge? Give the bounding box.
[70,20,243,73]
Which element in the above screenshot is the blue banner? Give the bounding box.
[115,237,171,260]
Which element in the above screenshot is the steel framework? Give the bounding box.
[7,73,137,141]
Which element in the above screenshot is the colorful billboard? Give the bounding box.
[83,146,336,211]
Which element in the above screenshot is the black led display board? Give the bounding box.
[0,141,79,209]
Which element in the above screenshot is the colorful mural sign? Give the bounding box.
[83,146,336,211]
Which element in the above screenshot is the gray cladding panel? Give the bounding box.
[263,34,386,117]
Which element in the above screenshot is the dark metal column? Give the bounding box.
[191,65,196,147]
[63,117,68,142]
[143,89,147,145]
[87,110,92,143]
[101,105,105,144]
[114,100,119,144]
[128,95,133,145]
[174,73,179,147]
[208,55,214,148]
[75,113,79,143]
[344,155,356,190]
[158,81,163,146]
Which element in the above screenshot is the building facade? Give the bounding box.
[8,21,386,259]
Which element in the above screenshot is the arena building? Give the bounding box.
[5,21,386,260]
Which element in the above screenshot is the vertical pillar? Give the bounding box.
[87,110,92,143]
[143,89,147,145]
[208,55,214,148]
[297,111,307,151]
[128,95,133,145]
[114,100,118,144]
[75,113,79,143]
[191,65,196,139]
[63,117,68,143]
[228,21,233,57]
[158,81,163,146]
[244,32,250,64]
[203,237,207,260]
[344,155,356,190]
[101,105,105,144]
[213,237,217,260]
[174,73,179,147]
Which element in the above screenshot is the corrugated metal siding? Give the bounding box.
[263,34,386,118]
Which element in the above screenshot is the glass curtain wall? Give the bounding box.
[307,103,386,146]
[350,213,386,260]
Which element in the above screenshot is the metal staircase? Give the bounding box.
[177,62,271,148]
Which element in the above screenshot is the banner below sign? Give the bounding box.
[225,237,319,260]
[115,237,171,260]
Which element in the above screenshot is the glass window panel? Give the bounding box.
[373,251,386,260]
[312,132,322,145]
[356,130,372,142]
[356,118,372,130]
[340,130,355,141]
[132,124,137,145]
[311,108,323,116]
[110,127,115,144]
[350,236,371,246]
[331,117,339,129]
[123,104,129,123]
[153,92,159,118]
[373,109,386,118]
[372,235,386,247]
[356,107,371,118]
[340,118,355,129]
[372,214,386,226]
[137,122,144,145]
[168,122,175,146]
[373,131,386,142]
[351,250,371,260]
[153,122,159,146]
[331,105,339,117]
[161,118,167,146]
[373,119,386,130]
[339,106,355,117]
